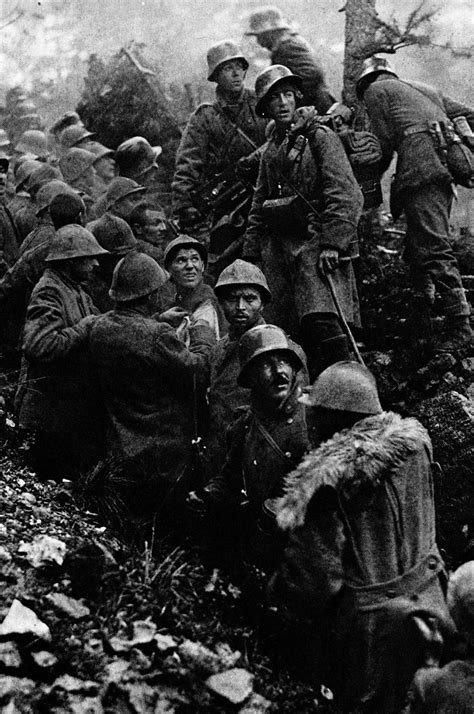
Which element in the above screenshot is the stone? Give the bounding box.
[0,599,51,641]
[31,650,58,669]
[178,640,222,676]
[0,545,12,563]
[0,675,35,702]
[18,534,66,568]
[205,668,254,705]
[51,674,100,696]
[130,619,156,645]
[154,633,178,652]
[238,693,273,713]
[45,592,90,620]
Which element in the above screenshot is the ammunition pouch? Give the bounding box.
[446,142,474,189]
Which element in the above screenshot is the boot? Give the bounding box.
[435,316,473,353]
[320,335,351,367]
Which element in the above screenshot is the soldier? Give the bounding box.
[20,180,77,255]
[243,65,363,376]
[172,40,267,275]
[245,6,336,114]
[89,252,215,512]
[114,136,166,208]
[13,130,50,164]
[92,175,147,223]
[162,235,224,340]
[357,56,474,353]
[81,141,116,197]
[0,156,20,276]
[59,148,100,221]
[129,203,169,264]
[7,159,42,243]
[190,324,309,569]
[13,163,63,244]
[272,361,453,713]
[16,225,107,480]
[58,124,95,151]
[206,259,270,473]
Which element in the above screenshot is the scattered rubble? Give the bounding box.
[18,534,67,568]
[206,668,254,705]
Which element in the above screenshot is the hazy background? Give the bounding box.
[0,0,473,125]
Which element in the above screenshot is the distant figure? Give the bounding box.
[245,6,335,114]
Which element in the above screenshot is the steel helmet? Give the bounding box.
[59,148,96,183]
[115,137,162,174]
[163,235,207,270]
[46,224,108,262]
[35,180,77,216]
[207,41,249,82]
[27,164,63,197]
[14,130,49,158]
[214,259,271,302]
[299,361,382,414]
[255,65,303,117]
[109,251,167,302]
[238,324,304,387]
[0,129,11,148]
[448,561,474,645]
[356,56,397,98]
[14,159,42,192]
[81,141,115,161]
[245,6,291,35]
[59,124,95,148]
[50,111,83,138]
[105,176,146,210]
[88,213,138,255]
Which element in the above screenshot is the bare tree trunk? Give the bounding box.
[343,0,378,108]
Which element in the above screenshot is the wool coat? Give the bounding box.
[406,658,474,713]
[89,307,215,471]
[272,411,453,713]
[20,215,55,255]
[172,87,267,215]
[243,116,362,331]
[7,193,36,243]
[0,205,20,275]
[271,31,335,114]
[16,267,101,462]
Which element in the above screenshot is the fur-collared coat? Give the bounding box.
[271,411,453,713]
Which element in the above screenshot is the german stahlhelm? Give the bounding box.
[207,41,249,82]
[14,159,42,192]
[245,6,291,35]
[46,224,108,262]
[356,56,397,98]
[163,235,208,270]
[109,252,167,302]
[238,324,304,387]
[59,124,95,148]
[214,259,271,302]
[299,361,382,414]
[255,65,302,117]
[35,180,77,216]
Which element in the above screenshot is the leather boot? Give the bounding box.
[435,316,473,353]
[320,335,351,367]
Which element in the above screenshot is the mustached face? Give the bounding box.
[220,286,263,334]
[249,350,295,405]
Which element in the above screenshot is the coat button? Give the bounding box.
[428,557,438,570]
[253,459,258,466]
[386,589,397,598]
[287,417,293,424]
[285,451,292,459]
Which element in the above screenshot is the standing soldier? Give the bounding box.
[245,6,336,114]
[243,65,363,376]
[172,41,267,277]
[357,56,474,353]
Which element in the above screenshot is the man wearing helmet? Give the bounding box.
[172,41,267,273]
[271,361,453,713]
[189,324,308,570]
[245,5,335,114]
[357,56,474,354]
[16,225,107,480]
[243,65,363,377]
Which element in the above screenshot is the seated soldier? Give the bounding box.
[162,234,225,340]
[190,324,308,570]
[16,225,107,480]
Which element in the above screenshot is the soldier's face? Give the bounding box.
[221,286,263,334]
[140,210,167,244]
[216,61,246,94]
[95,157,116,182]
[67,256,99,283]
[168,248,204,290]
[266,85,296,126]
[250,350,295,406]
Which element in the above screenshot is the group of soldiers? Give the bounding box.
[0,5,473,712]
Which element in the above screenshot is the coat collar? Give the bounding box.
[276,412,431,531]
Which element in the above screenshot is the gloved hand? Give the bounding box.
[186,490,207,514]
[318,248,340,274]
[178,206,201,231]
[158,306,189,327]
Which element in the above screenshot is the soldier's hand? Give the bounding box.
[319,248,340,275]
[158,306,189,327]
[328,102,353,125]
[186,490,207,514]
[178,207,201,231]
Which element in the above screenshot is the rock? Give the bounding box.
[178,640,222,676]
[238,693,273,713]
[461,357,474,373]
[131,619,156,645]
[214,643,241,669]
[31,650,58,670]
[206,668,254,705]
[18,534,66,568]
[0,641,22,670]
[45,593,90,620]
[154,686,190,713]
[0,545,12,563]
[104,659,130,683]
[0,599,51,641]
[20,492,36,504]
[0,675,35,702]
[51,674,100,696]
[68,695,104,713]
[154,633,178,652]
